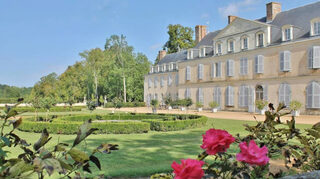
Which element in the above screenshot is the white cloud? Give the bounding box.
[218,0,259,18]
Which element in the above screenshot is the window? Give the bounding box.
[216,62,222,77]
[165,64,170,71]
[187,49,193,60]
[311,18,320,36]
[150,66,154,73]
[185,88,191,99]
[213,87,221,109]
[309,46,320,69]
[239,85,249,107]
[307,81,320,108]
[216,42,222,55]
[255,85,264,101]
[314,21,320,35]
[197,88,204,104]
[241,36,248,50]
[154,77,158,88]
[240,58,248,75]
[228,39,235,53]
[175,73,179,86]
[148,78,152,88]
[280,51,291,71]
[225,86,234,106]
[160,76,164,87]
[282,25,293,41]
[226,60,234,77]
[154,93,158,100]
[255,55,264,74]
[186,66,191,81]
[168,75,172,86]
[256,32,264,47]
[198,64,204,80]
[200,47,206,57]
[279,83,291,106]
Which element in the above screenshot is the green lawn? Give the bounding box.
[5,116,312,177]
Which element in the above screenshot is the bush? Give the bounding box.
[19,114,207,134]
[195,102,203,108]
[209,101,219,109]
[104,102,145,108]
[255,100,268,110]
[290,100,302,111]
[0,98,18,104]
[0,106,85,112]
[143,116,208,132]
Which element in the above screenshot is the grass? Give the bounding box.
[4,114,312,178]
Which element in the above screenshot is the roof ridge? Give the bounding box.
[276,1,320,16]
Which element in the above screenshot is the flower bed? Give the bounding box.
[19,114,207,134]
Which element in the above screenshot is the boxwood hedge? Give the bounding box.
[0,106,85,113]
[18,113,208,134]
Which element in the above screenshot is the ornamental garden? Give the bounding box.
[0,101,319,178]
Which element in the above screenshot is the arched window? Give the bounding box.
[255,85,264,101]
[216,41,222,55]
[311,17,320,36]
[307,81,320,109]
[279,83,291,106]
[256,31,265,47]
[239,85,249,107]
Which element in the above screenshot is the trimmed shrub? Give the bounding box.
[0,106,85,113]
[104,102,145,108]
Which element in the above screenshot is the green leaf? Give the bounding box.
[6,109,18,119]
[306,129,320,138]
[41,158,62,176]
[8,161,34,178]
[1,136,11,146]
[33,129,52,151]
[68,148,90,163]
[58,159,73,171]
[72,119,98,147]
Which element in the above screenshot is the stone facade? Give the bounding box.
[144,2,320,114]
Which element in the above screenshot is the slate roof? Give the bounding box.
[156,1,320,65]
[157,50,187,65]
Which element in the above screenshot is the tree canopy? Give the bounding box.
[163,24,195,54]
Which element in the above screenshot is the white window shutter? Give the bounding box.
[186,66,191,81]
[175,73,179,86]
[214,87,221,109]
[280,52,285,71]
[263,85,268,101]
[154,77,158,88]
[314,82,320,108]
[198,64,203,80]
[284,51,291,71]
[313,46,320,68]
[255,56,259,73]
[227,60,234,77]
[168,75,172,86]
[230,87,234,106]
[309,47,314,68]
[217,62,222,77]
[258,55,264,73]
[211,63,215,78]
[198,88,204,104]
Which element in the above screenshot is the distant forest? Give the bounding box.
[0,84,32,98]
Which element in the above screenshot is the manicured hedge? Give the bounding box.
[142,116,208,131]
[0,106,85,113]
[19,121,150,134]
[104,102,146,108]
[18,113,208,134]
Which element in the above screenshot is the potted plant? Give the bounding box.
[290,100,302,116]
[185,98,193,111]
[164,95,173,110]
[179,99,186,111]
[255,100,268,115]
[209,101,219,113]
[196,102,203,112]
[151,99,159,113]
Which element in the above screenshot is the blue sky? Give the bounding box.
[0,0,318,87]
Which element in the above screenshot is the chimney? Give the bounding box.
[266,2,281,22]
[195,25,207,44]
[228,15,237,24]
[158,50,167,61]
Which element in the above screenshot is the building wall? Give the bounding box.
[177,38,320,114]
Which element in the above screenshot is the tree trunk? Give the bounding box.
[123,74,126,103]
[94,71,98,106]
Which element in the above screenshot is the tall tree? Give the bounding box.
[105,35,133,103]
[163,24,195,54]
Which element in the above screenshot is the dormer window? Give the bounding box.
[216,42,222,55]
[282,25,293,41]
[311,18,320,36]
[256,32,264,47]
[228,39,235,53]
[241,36,248,50]
[200,47,206,57]
[187,49,193,60]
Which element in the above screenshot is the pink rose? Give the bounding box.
[171,159,204,179]
[236,140,269,166]
[200,129,235,155]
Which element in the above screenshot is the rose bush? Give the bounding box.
[171,159,204,179]
[200,129,235,155]
[236,140,269,166]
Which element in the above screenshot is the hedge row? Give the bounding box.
[19,121,150,134]
[142,116,208,131]
[104,102,145,108]
[0,106,85,113]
